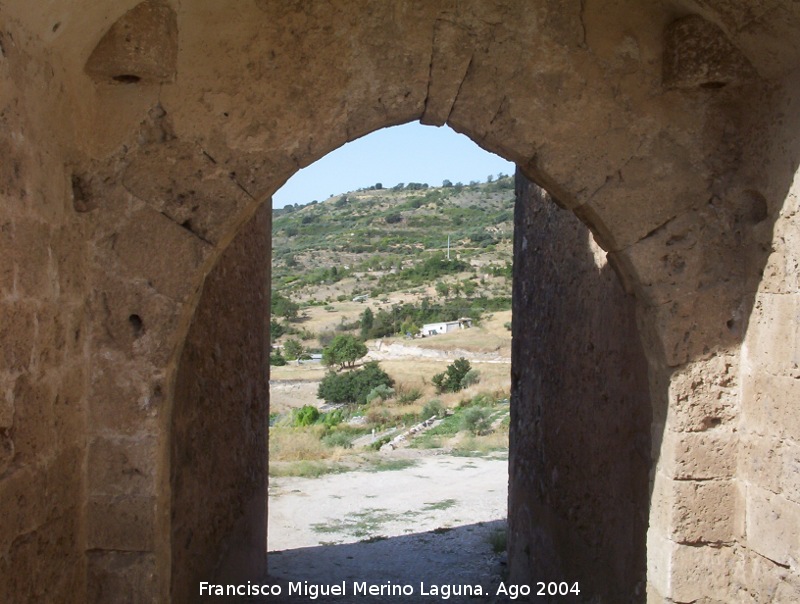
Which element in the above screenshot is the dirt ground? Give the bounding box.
[263,451,511,603]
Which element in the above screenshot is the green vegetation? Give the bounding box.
[432,358,473,394]
[317,361,394,404]
[271,175,515,299]
[321,334,368,369]
[423,498,457,511]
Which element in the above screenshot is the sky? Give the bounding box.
[272,122,515,208]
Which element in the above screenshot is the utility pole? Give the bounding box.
[447,235,450,260]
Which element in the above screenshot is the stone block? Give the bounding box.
[645,529,672,599]
[666,354,739,432]
[121,140,253,246]
[85,0,178,84]
[741,546,800,603]
[662,429,737,480]
[52,362,88,450]
[87,550,157,604]
[746,486,800,567]
[743,292,800,379]
[11,372,56,464]
[8,219,53,299]
[670,542,742,603]
[89,271,180,366]
[87,495,156,552]
[0,465,47,554]
[741,369,800,442]
[739,433,783,495]
[0,301,35,372]
[663,15,754,89]
[780,439,800,504]
[95,206,211,302]
[87,434,157,498]
[88,353,161,435]
[670,479,742,544]
[0,373,13,429]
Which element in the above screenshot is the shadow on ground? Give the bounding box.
[200,520,523,603]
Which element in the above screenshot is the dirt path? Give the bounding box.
[264,452,510,603]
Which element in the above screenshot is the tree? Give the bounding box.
[317,361,394,404]
[271,292,299,321]
[283,338,304,361]
[442,179,453,188]
[270,349,287,366]
[432,357,473,393]
[322,334,368,369]
[435,281,450,299]
[360,307,374,340]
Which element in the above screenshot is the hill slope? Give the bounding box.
[272,176,514,302]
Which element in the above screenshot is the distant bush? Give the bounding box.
[460,369,481,389]
[322,409,344,428]
[318,361,395,405]
[366,384,395,404]
[432,358,473,394]
[397,386,422,405]
[421,399,446,420]
[293,405,320,427]
[385,213,403,224]
[270,350,287,366]
[461,407,492,435]
[368,435,392,450]
[322,431,353,449]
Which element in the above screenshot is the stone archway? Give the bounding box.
[3,1,800,602]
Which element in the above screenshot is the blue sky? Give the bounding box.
[272,122,515,208]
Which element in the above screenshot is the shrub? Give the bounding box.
[460,369,481,389]
[366,406,391,426]
[322,431,354,449]
[461,407,492,435]
[270,350,287,366]
[432,358,473,394]
[366,384,395,404]
[317,361,394,405]
[421,399,446,420]
[322,409,344,428]
[396,386,422,405]
[283,338,304,361]
[368,435,392,450]
[293,405,320,427]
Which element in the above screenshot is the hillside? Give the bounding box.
[272,175,515,303]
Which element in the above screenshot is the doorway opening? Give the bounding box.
[267,123,516,595]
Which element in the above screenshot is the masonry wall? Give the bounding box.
[735,72,800,601]
[0,22,89,604]
[171,204,270,601]
[509,174,651,602]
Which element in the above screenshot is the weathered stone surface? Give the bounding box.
[87,434,157,497]
[670,479,743,544]
[663,15,755,89]
[85,0,178,84]
[87,495,156,551]
[746,486,800,568]
[170,203,269,601]
[509,175,651,601]
[662,430,738,480]
[87,551,157,604]
[1,1,800,602]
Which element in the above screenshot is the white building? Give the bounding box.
[419,317,472,337]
